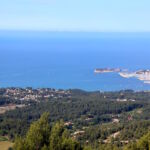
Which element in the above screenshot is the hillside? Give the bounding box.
[1,88,150,149]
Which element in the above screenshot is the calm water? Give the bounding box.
[0,31,150,91]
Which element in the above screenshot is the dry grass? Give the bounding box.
[0,141,14,150]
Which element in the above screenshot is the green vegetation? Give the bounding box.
[13,112,82,150]
[0,136,8,141]
[124,131,150,150]
[1,89,150,149]
[12,112,150,150]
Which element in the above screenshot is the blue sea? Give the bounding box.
[0,31,150,91]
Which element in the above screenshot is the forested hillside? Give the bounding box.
[1,88,150,149]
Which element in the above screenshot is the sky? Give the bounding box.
[0,0,150,32]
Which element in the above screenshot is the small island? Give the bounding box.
[94,68,121,73]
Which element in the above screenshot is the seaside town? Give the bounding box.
[0,88,71,114]
[0,87,71,102]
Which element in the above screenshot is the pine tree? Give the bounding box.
[13,112,82,150]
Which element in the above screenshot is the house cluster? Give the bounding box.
[0,88,71,102]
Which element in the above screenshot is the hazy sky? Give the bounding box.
[0,0,150,32]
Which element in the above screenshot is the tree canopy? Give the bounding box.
[13,112,82,150]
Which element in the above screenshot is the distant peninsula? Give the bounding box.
[119,70,150,84]
[94,68,150,84]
